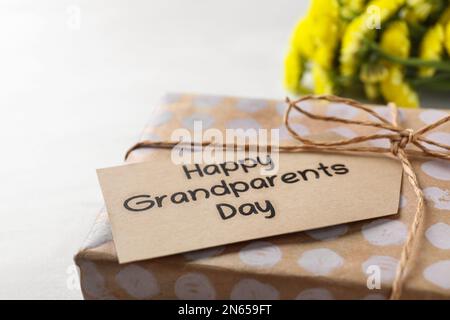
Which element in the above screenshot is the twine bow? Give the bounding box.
[125,94,450,300]
[284,95,450,300]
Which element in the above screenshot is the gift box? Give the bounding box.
[75,93,450,300]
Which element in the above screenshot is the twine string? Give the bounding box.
[125,94,450,299]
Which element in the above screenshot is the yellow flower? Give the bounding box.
[290,17,314,59]
[446,22,450,55]
[360,63,388,83]
[404,0,434,23]
[284,49,304,93]
[380,21,410,58]
[308,0,341,69]
[380,66,419,108]
[419,24,445,77]
[290,0,340,64]
[285,0,341,94]
[438,4,450,25]
[360,21,410,103]
[314,44,337,70]
[312,64,334,94]
[438,5,450,55]
[370,0,406,21]
[340,0,406,77]
[340,16,369,77]
[340,0,366,20]
[364,83,380,100]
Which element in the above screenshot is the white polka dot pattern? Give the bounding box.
[425,223,450,249]
[175,273,216,300]
[362,256,398,285]
[79,261,107,298]
[115,265,159,299]
[369,129,391,148]
[362,219,407,246]
[399,195,407,209]
[328,127,357,139]
[423,260,450,289]
[297,248,344,275]
[181,113,215,129]
[277,100,313,117]
[424,187,450,210]
[239,241,282,268]
[193,95,223,108]
[279,124,310,140]
[235,98,268,113]
[370,106,406,123]
[423,132,450,152]
[421,160,450,181]
[295,288,334,300]
[225,118,262,130]
[419,110,448,125]
[306,224,349,241]
[78,95,450,299]
[326,103,359,120]
[230,279,279,300]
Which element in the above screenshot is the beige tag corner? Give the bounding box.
[97,150,402,264]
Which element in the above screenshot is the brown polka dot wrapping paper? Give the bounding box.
[75,93,450,300]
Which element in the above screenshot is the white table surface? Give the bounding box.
[2,1,448,300]
[0,0,308,299]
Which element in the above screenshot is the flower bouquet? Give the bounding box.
[284,0,450,108]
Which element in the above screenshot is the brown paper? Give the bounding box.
[76,94,450,300]
[97,150,402,263]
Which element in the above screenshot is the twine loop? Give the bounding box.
[283,95,450,300]
[126,94,450,300]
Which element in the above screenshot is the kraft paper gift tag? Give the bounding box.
[97,149,402,263]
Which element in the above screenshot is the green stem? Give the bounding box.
[412,80,450,91]
[366,41,450,72]
[409,73,450,86]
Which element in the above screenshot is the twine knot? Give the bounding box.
[125,94,450,300]
[282,94,450,300]
[391,129,415,155]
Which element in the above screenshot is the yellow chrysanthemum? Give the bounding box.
[380,21,410,58]
[290,0,341,64]
[314,44,337,70]
[404,0,434,23]
[438,5,450,55]
[380,66,419,108]
[340,0,406,77]
[290,17,314,59]
[438,4,450,25]
[364,83,380,100]
[340,0,366,20]
[308,0,341,69]
[371,0,406,21]
[312,64,334,94]
[419,24,445,77]
[309,0,340,22]
[340,16,369,77]
[360,63,388,83]
[360,21,410,101]
[284,49,304,93]
[445,22,450,55]
[286,0,341,94]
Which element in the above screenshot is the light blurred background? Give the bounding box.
[0,0,308,299]
[2,0,449,300]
